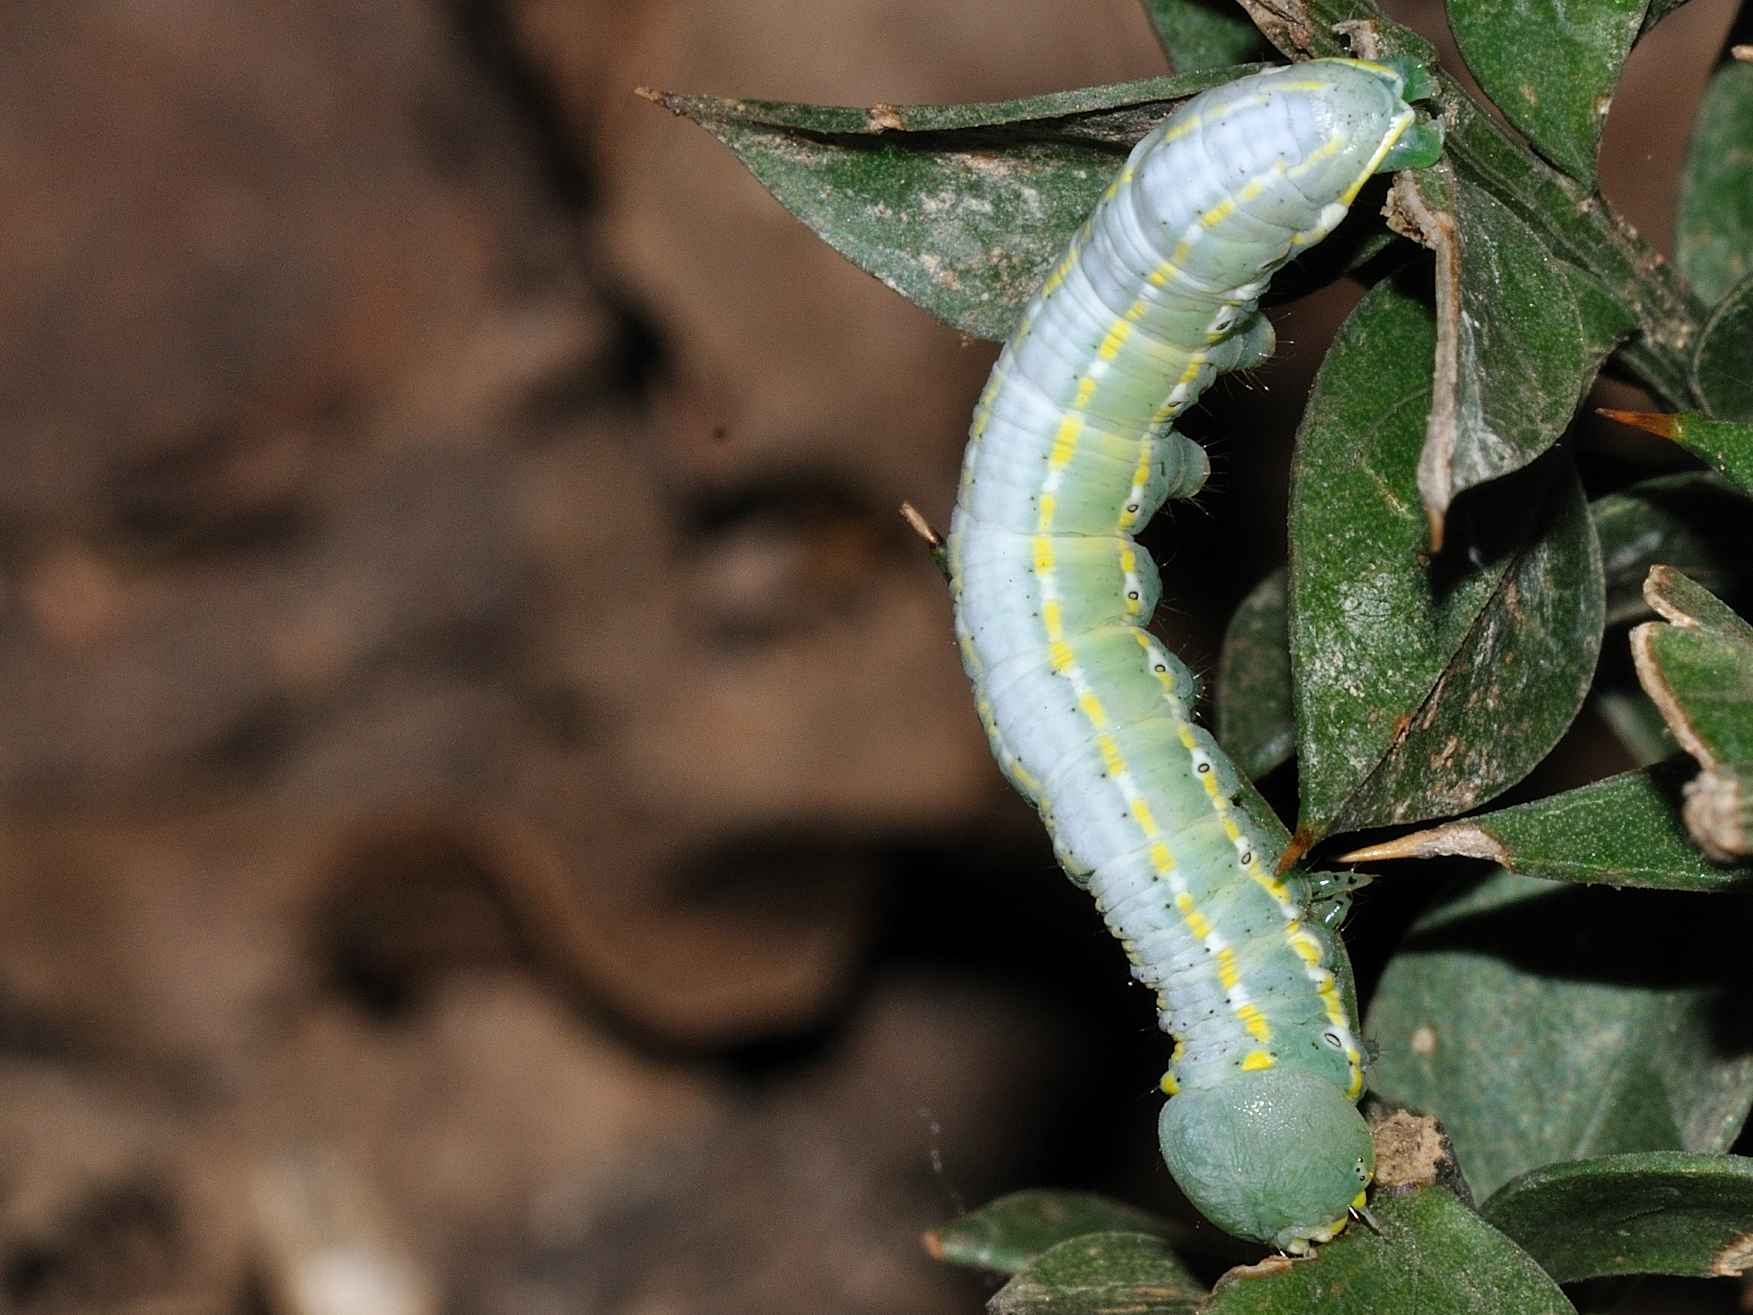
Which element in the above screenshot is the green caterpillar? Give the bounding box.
[947,58,1442,1252]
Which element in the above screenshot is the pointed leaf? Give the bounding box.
[1482,1152,1753,1283]
[1599,409,1753,497]
[1138,0,1270,71]
[1447,0,1649,188]
[1338,760,1753,891]
[1591,473,1753,624]
[988,1232,1203,1314]
[1678,61,1753,306]
[1694,273,1753,422]
[1367,870,1753,1200]
[1202,1187,1574,1315]
[926,1191,1175,1276]
[1289,275,1604,845]
[1412,164,1634,540]
[1215,569,1294,781]
[643,69,1254,341]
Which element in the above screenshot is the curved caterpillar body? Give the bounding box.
[946,59,1441,1252]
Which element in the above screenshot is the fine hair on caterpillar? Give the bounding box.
[946,56,1442,1254]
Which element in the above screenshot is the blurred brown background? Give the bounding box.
[0,1,1739,1312]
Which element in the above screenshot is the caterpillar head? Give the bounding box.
[1157,1068,1373,1254]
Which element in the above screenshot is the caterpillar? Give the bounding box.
[946,58,1442,1253]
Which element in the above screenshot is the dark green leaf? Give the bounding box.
[1366,870,1753,1199]
[1645,564,1753,644]
[1202,1187,1574,1315]
[987,1232,1204,1314]
[926,1191,1175,1276]
[1635,626,1753,763]
[1447,0,1649,188]
[1694,274,1753,421]
[1338,760,1753,891]
[1414,164,1634,536]
[1599,409,1753,497]
[1240,0,1703,407]
[1632,571,1753,862]
[1138,0,1271,71]
[1633,586,1753,771]
[1288,275,1604,846]
[643,69,1252,341]
[1215,568,1293,781]
[1482,1152,1753,1283]
[1591,473,1753,624]
[1678,62,1753,306]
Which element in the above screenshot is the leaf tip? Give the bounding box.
[1337,824,1506,866]
[1424,501,1445,554]
[1335,834,1422,863]
[1596,407,1682,440]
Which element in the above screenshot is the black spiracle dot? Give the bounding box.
[1196,762,1211,774]
[1240,852,1252,865]
[1127,591,1140,600]
[1127,503,1140,513]
[1154,663,1167,672]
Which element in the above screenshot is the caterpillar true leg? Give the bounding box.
[946,58,1441,1253]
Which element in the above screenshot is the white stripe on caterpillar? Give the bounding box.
[946,57,1441,1254]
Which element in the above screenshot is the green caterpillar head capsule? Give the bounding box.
[1157,1069,1374,1253]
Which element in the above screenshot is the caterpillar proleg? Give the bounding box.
[946,58,1441,1253]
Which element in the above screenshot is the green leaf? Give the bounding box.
[1138,0,1271,71]
[1202,1187,1574,1315]
[987,1232,1204,1314]
[1366,869,1753,1200]
[1694,274,1753,421]
[1634,626,1753,761]
[642,69,1253,342]
[1240,0,1703,407]
[1678,62,1753,306]
[1482,1152,1753,1283]
[1338,760,1753,891]
[1447,0,1649,189]
[926,1191,1175,1276]
[1644,564,1753,644]
[1599,410,1753,497]
[1632,570,1753,862]
[1215,569,1293,781]
[1591,473,1753,625]
[1633,579,1753,769]
[1413,164,1634,538]
[1288,275,1604,848]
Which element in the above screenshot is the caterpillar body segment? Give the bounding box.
[945,59,1440,1253]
